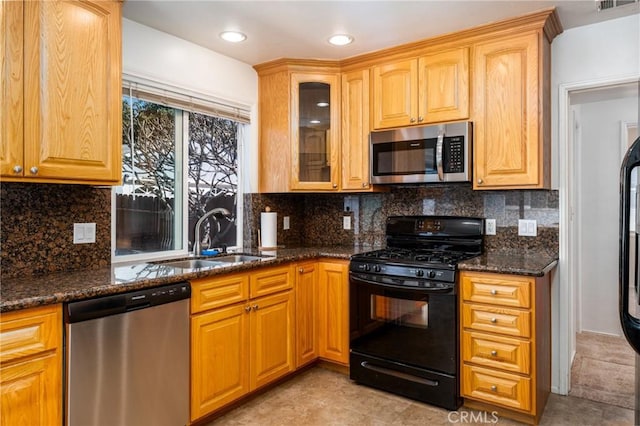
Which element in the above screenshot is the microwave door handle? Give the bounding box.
[436,130,445,181]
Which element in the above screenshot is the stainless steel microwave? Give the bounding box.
[370,121,472,184]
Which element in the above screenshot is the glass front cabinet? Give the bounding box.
[290,73,340,191]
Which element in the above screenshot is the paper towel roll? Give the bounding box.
[260,212,277,248]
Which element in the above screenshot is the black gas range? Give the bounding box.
[349,216,484,410]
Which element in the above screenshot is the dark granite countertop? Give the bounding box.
[1,246,557,313]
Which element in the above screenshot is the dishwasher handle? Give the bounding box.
[65,282,190,323]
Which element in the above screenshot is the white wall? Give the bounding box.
[576,96,638,335]
[122,19,260,193]
[551,13,640,394]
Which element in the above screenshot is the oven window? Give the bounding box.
[370,295,429,329]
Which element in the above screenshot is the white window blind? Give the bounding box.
[122,73,251,124]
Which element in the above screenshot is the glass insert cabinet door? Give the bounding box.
[290,73,340,190]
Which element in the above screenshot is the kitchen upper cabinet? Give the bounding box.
[472,32,550,189]
[341,69,372,191]
[1,0,122,184]
[0,305,62,426]
[295,262,319,368]
[371,48,469,130]
[291,73,341,191]
[317,260,350,365]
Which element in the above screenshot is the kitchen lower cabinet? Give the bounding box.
[1,0,122,184]
[190,265,295,422]
[295,262,319,367]
[317,260,349,365]
[460,271,551,425]
[0,304,62,426]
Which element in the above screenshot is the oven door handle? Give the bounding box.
[436,130,445,181]
[360,361,439,387]
[349,273,453,293]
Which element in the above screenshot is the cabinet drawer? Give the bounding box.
[191,274,249,313]
[462,330,531,374]
[462,303,531,338]
[462,364,531,412]
[250,265,293,299]
[0,305,61,364]
[461,273,532,308]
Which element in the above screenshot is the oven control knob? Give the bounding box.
[373,265,382,273]
[364,264,371,272]
[427,270,436,278]
[415,269,424,277]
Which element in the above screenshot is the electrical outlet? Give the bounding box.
[518,219,537,237]
[343,216,352,230]
[485,219,496,235]
[283,216,290,230]
[73,223,96,244]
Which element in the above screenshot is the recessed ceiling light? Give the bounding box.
[328,34,353,46]
[316,102,329,107]
[310,120,321,124]
[220,31,247,43]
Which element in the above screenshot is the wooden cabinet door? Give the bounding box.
[0,352,61,426]
[0,0,23,178]
[249,291,294,390]
[295,262,318,367]
[473,32,542,189]
[317,261,349,364]
[418,47,469,123]
[190,304,249,421]
[372,59,418,129]
[341,69,371,191]
[290,72,340,191]
[22,0,121,183]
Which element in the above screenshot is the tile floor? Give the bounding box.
[207,367,635,426]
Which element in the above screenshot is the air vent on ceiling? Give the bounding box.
[598,0,638,11]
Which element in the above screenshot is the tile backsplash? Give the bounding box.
[1,182,558,278]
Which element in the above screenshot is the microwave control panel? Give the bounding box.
[444,137,465,173]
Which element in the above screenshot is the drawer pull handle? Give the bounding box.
[490,289,498,295]
[490,350,498,356]
[491,385,497,392]
[490,318,497,323]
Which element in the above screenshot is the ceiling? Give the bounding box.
[122,0,640,66]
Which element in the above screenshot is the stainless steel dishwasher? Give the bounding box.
[64,282,191,426]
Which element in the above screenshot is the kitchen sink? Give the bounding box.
[154,259,226,269]
[214,254,273,263]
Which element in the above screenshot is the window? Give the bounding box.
[113,79,248,262]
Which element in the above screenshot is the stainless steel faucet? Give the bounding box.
[193,207,232,256]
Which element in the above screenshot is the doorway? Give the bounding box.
[566,82,638,407]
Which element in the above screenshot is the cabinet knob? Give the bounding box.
[252,304,259,311]
[410,117,416,123]
[491,350,498,356]
[362,182,368,188]
[12,165,22,174]
[299,268,305,273]
[29,166,39,175]
[245,306,252,313]
[490,318,497,323]
[418,116,424,122]
[477,178,483,184]
[491,385,497,392]
[332,183,338,189]
[490,289,498,295]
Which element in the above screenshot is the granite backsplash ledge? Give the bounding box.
[244,185,559,257]
[1,183,111,278]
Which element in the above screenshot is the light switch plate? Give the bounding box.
[283,216,290,230]
[343,216,352,230]
[485,219,496,235]
[73,223,96,244]
[518,219,537,237]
